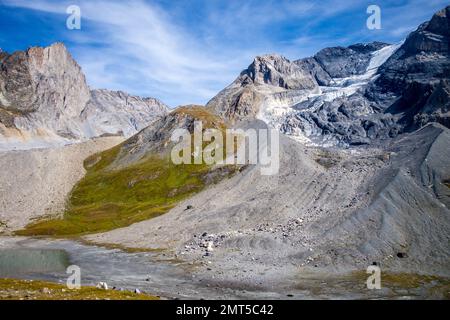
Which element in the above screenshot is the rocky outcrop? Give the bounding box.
[293,42,389,86]
[288,12,450,146]
[377,7,449,91]
[113,105,225,167]
[413,80,450,128]
[244,54,318,90]
[0,43,169,150]
[207,54,318,121]
[281,93,401,146]
[294,57,332,86]
[208,40,398,146]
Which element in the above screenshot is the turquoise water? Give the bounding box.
[0,249,70,276]
[0,237,448,299]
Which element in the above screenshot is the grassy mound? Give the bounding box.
[17,106,237,237]
[0,278,158,300]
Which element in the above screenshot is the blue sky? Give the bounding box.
[0,0,448,107]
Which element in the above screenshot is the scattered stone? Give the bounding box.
[96,282,108,290]
[41,288,51,294]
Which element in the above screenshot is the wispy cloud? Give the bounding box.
[3,0,247,106]
[2,0,448,106]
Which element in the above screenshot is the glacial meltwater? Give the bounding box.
[0,237,448,299]
[0,248,69,276]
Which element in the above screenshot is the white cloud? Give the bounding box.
[3,0,449,106]
[4,0,249,106]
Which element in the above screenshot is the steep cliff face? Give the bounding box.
[373,6,450,131]
[0,43,169,150]
[0,43,91,141]
[244,54,318,90]
[0,43,90,116]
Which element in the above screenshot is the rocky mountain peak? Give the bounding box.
[426,5,450,37]
[400,5,449,56]
[0,43,169,150]
[207,5,449,147]
[243,53,318,90]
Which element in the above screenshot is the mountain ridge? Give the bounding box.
[207,6,449,147]
[0,43,169,151]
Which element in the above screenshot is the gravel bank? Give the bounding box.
[86,123,450,287]
[0,137,123,232]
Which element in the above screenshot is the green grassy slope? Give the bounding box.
[17,106,236,237]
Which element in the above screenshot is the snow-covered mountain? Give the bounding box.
[207,6,450,147]
[0,43,169,151]
[277,42,403,146]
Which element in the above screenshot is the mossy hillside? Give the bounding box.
[296,271,450,298]
[0,278,158,300]
[17,106,238,237]
[17,151,219,236]
[174,105,227,130]
[350,271,449,289]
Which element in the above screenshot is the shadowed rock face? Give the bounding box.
[313,42,389,78]
[373,6,450,132]
[293,41,389,87]
[0,43,169,150]
[294,57,332,86]
[377,6,450,91]
[403,6,450,55]
[348,42,390,54]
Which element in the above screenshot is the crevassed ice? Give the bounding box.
[258,42,403,136]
